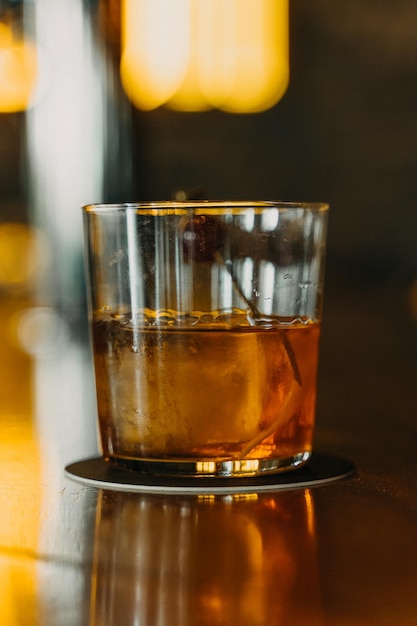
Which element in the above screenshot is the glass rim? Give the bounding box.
[82,200,329,215]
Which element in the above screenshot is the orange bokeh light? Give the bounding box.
[0,22,38,113]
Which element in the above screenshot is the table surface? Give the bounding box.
[1,280,417,626]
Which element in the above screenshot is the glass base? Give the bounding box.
[108,451,311,478]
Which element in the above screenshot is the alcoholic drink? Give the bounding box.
[92,309,320,473]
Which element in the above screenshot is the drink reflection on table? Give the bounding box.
[89,488,322,626]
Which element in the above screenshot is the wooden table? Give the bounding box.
[2,279,417,625]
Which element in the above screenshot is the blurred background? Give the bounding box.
[0,0,416,468]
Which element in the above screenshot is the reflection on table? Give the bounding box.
[90,489,321,626]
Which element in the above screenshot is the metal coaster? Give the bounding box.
[65,452,356,495]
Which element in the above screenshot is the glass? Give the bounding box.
[82,201,328,477]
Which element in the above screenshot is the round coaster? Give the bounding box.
[65,452,355,495]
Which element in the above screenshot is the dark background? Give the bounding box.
[1,0,417,468]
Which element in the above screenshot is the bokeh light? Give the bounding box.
[0,22,38,113]
[120,0,289,113]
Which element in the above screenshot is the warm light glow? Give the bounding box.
[120,0,191,111]
[120,0,289,113]
[193,0,289,113]
[0,224,50,288]
[0,22,38,113]
[166,0,212,112]
[0,302,41,622]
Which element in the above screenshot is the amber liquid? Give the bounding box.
[92,312,320,465]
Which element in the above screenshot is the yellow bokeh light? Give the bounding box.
[0,223,50,288]
[0,22,38,113]
[196,0,289,113]
[120,0,289,113]
[120,0,190,111]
